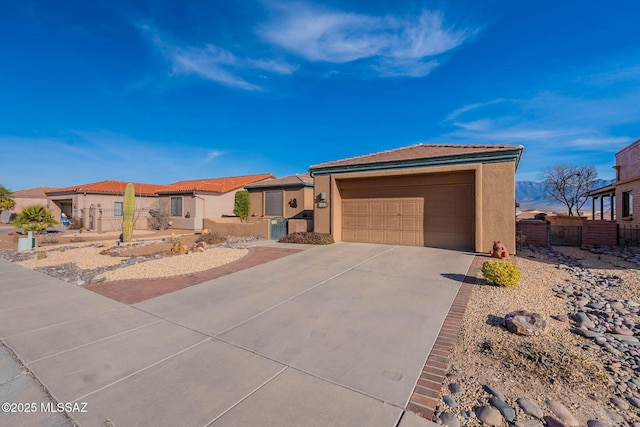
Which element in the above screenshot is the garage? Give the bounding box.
[339,173,475,249]
[309,144,524,254]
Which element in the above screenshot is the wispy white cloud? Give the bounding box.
[139,24,296,91]
[444,99,507,121]
[204,149,224,163]
[259,5,476,77]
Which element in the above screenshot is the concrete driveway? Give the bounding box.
[0,242,473,427]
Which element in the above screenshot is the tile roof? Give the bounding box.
[244,174,313,189]
[159,173,275,194]
[310,144,523,170]
[13,187,57,198]
[46,180,166,196]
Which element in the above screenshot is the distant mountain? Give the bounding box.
[516,179,614,211]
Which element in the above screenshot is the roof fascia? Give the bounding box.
[310,149,523,176]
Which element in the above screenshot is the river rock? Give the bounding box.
[482,384,506,401]
[516,398,543,419]
[443,395,457,409]
[448,383,463,394]
[587,420,611,427]
[439,412,460,427]
[475,406,503,426]
[547,400,579,427]
[515,421,544,427]
[488,397,515,422]
[503,310,548,336]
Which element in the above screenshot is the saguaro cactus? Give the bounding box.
[122,183,135,242]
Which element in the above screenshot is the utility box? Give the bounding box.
[17,231,38,251]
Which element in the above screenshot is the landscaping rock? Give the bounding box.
[439,412,460,427]
[442,395,457,409]
[587,420,611,427]
[544,415,568,427]
[488,397,515,422]
[482,384,506,402]
[516,398,543,419]
[448,383,463,394]
[547,400,579,427]
[515,421,544,427]
[475,406,503,426]
[503,310,548,336]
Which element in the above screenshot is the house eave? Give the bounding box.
[244,182,314,190]
[309,149,524,176]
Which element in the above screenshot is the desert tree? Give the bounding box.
[544,164,598,216]
[0,184,15,212]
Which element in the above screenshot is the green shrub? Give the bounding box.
[481,260,521,288]
[233,190,250,222]
[279,232,334,245]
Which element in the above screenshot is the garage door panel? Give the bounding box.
[341,182,473,250]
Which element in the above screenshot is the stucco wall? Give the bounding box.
[203,217,269,239]
[479,162,517,254]
[248,187,314,219]
[313,161,518,254]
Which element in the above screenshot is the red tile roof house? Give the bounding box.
[46,181,166,233]
[309,144,524,253]
[156,174,274,230]
[0,187,57,224]
[45,174,274,233]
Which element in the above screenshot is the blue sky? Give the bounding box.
[2,0,639,190]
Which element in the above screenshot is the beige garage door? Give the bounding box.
[341,184,474,249]
[342,198,424,246]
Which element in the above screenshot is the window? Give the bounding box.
[114,202,123,217]
[265,191,283,216]
[171,197,182,217]
[623,191,633,218]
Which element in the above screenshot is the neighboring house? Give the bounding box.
[309,144,524,253]
[244,174,315,233]
[46,181,164,232]
[156,174,274,231]
[587,138,640,240]
[0,187,56,224]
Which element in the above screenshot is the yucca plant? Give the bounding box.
[11,205,58,234]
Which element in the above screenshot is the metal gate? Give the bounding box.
[549,225,582,246]
[269,217,288,240]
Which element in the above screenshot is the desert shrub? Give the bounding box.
[195,231,226,245]
[481,260,521,288]
[39,235,58,244]
[67,217,84,230]
[37,251,47,259]
[279,232,334,245]
[70,236,85,243]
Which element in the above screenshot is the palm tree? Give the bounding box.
[11,205,58,234]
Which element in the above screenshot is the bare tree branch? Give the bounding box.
[544,164,598,216]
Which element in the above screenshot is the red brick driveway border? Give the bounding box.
[406,254,484,421]
[84,246,301,305]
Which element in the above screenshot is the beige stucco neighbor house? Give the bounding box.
[0,187,56,224]
[588,138,640,242]
[244,174,315,233]
[46,181,165,232]
[156,174,274,231]
[309,144,524,253]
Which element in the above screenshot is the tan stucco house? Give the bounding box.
[309,144,524,253]
[244,174,315,233]
[156,174,274,231]
[587,138,640,242]
[46,181,164,232]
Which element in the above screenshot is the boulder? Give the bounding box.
[503,310,548,336]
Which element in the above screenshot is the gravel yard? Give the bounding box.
[93,247,248,281]
[436,245,640,426]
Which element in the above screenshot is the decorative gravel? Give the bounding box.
[93,248,248,281]
[16,245,123,269]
